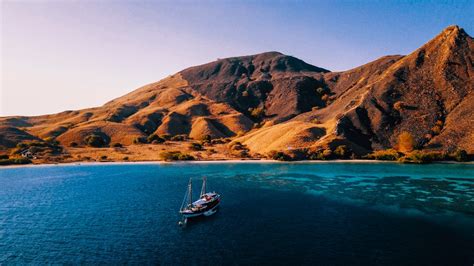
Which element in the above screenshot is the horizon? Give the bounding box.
[1,1,473,116]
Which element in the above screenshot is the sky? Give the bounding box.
[1,0,473,116]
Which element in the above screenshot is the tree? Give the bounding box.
[84,134,108,147]
[452,149,468,162]
[189,142,203,151]
[250,107,265,120]
[334,145,348,158]
[201,134,212,143]
[147,134,164,144]
[397,131,414,153]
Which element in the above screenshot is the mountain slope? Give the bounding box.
[1,25,472,158]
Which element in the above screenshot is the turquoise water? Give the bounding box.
[0,162,473,265]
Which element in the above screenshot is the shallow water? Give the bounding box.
[0,162,473,265]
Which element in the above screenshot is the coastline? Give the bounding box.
[1,158,472,169]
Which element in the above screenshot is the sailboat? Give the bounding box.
[179,177,221,221]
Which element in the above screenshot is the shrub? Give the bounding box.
[250,107,265,120]
[451,149,468,162]
[398,151,447,164]
[0,154,9,159]
[85,134,109,147]
[366,149,401,161]
[160,151,195,161]
[113,143,123,148]
[201,134,212,143]
[230,142,245,151]
[268,151,292,161]
[322,149,332,158]
[189,142,203,151]
[170,135,187,141]
[16,143,28,149]
[70,142,78,147]
[210,138,226,145]
[160,134,172,140]
[147,134,164,144]
[123,156,129,161]
[234,150,251,158]
[28,141,48,147]
[0,158,32,166]
[333,145,348,159]
[100,155,108,160]
[308,151,325,160]
[398,151,427,164]
[397,131,414,153]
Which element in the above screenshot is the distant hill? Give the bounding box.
[1,25,472,158]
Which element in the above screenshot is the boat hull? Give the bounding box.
[181,200,220,218]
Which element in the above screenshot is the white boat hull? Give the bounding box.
[181,202,220,218]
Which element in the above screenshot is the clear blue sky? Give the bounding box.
[1,0,473,116]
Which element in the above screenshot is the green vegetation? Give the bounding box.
[100,155,108,160]
[249,107,265,120]
[333,145,348,159]
[0,158,32,166]
[268,151,292,161]
[16,143,28,149]
[230,141,245,150]
[12,140,63,160]
[365,149,402,161]
[201,134,212,143]
[210,138,228,145]
[189,142,203,151]
[170,135,188,141]
[229,141,251,158]
[112,143,123,148]
[0,155,9,160]
[365,148,471,164]
[452,149,468,162]
[85,134,109,147]
[397,151,446,164]
[147,134,165,144]
[160,151,195,161]
[123,156,129,161]
[160,134,172,140]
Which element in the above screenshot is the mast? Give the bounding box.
[200,176,207,197]
[188,178,193,205]
[180,178,192,211]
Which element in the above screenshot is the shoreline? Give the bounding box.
[1,158,473,169]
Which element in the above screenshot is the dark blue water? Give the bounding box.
[1,162,473,265]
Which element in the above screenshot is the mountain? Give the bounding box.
[1,25,473,160]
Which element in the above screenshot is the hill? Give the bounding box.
[1,25,472,163]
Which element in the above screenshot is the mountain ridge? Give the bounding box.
[1,25,472,162]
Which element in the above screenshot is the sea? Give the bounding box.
[0,162,473,265]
